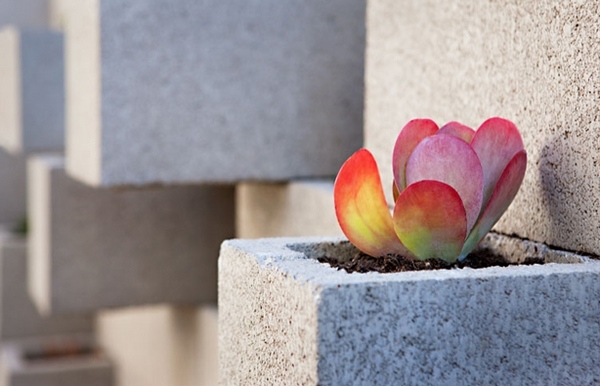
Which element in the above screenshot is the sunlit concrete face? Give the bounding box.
[365,0,600,255]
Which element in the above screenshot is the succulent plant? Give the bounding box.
[334,117,526,263]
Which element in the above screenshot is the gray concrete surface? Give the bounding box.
[0,148,26,226]
[365,0,600,256]
[0,0,47,29]
[28,154,234,315]
[219,234,600,385]
[0,27,64,153]
[65,0,364,187]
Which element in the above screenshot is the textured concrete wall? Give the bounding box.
[365,0,600,255]
[236,181,343,239]
[66,0,364,187]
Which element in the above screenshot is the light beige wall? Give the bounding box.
[365,0,600,255]
[236,181,343,239]
[96,304,218,386]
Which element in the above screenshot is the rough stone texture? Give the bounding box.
[0,335,113,386]
[97,304,218,386]
[0,0,47,29]
[236,180,343,239]
[0,27,64,154]
[0,230,93,340]
[219,234,600,385]
[65,0,364,187]
[365,0,600,256]
[28,154,234,314]
[0,148,26,225]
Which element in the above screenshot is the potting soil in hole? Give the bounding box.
[318,248,544,274]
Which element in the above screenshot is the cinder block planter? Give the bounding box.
[64,0,364,187]
[0,334,113,386]
[0,229,93,340]
[0,27,64,154]
[28,154,234,314]
[219,233,600,385]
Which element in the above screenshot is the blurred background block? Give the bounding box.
[64,0,365,187]
[0,334,113,386]
[0,229,92,341]
[0,0,48,29]
[0,149,26,226]
[28,154,234,314]
[0,27,64,154]
[96,304,217,386]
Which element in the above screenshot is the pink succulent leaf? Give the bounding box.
[470,117,525,208]
[405,134,484,234]
[392,119,439,193]
[459,150,527,259]
[393,180,467,263]
[438,121,475,143]
[334,149,412,258]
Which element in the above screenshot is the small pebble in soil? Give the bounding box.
[318,248,545,274]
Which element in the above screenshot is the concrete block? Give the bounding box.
[219,234,600,385]
[0,148,26,225]
[364,0,600,255]
[0,0,48,29]
[0,334,113,386]
[28,154,234,314]
[97,304,217,386]
[0,229,93,340]
[65,0,364,187]
[236,180,343,239]
[0,27,64,153]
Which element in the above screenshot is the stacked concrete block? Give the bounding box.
[236,180,343,239]
[0,229,93,341]
[219,235,600,385]
[28,154,234,314]
[0,148,26,226]
[64,0,364,187]
[96,304,217,386]
[0,27,64,153]
[0,335,113,386]
[365,0,600,255]
[0,0,48,29]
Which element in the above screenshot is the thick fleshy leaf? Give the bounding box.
[459,150,527,259]
[393,180,467,263]
[438,121,475,143]
[392,119,439,192]
[334,149,411,258]
[405,134,484,234]
[471,117,525,207]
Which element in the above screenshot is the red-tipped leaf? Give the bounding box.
[392,119,439,192]
[471,117,525,207]
[459,150,527,258]
[438,121,476,143]
[393,180,467,262]
[405,134,484,234]
[334,149,411,258]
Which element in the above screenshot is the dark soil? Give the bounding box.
[318,248,545,274]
